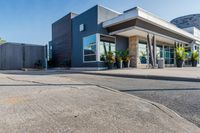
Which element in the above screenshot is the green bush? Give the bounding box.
[192,51,199,61]
[176,47,187,61]
[122,49,131,62]
[106,51,115,64]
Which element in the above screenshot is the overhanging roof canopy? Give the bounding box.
[103,7,200,43]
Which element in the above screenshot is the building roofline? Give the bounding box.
[97,5,122,15]
[103,6,200,42]
[52,12,78,25]
[67,5,121,20]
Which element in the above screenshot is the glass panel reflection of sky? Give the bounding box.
[83,34,97,61]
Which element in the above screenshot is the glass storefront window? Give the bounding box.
[138,42,148,64]
[164,46,174,65]
[99,35,116,61]
[156,45,163,59]
[138,41,175,66]
[83,34,97,62]
[83,34,116,62]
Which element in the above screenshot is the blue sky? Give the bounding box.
[0,0,200,45]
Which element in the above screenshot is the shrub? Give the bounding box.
[106,51,115,64]
[192,51,199,61]
[176,47,187,61]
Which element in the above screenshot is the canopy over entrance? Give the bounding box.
[103,7,200,44]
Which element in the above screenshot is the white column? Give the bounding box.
[96,34,100,62]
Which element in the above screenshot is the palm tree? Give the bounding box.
[0,38,6,45]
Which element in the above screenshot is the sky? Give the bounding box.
[0,0,200,45]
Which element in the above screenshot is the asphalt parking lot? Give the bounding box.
[63,72,200,127]
[1,71,199,133]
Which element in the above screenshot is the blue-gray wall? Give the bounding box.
[72,6,98,67]
[71,5,128,68]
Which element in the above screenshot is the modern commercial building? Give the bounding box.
[51,5,200,69]
[0,42,46,70]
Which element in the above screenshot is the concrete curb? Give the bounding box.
[79,71,200,82]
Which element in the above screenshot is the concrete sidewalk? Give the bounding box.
[81,67,200,82]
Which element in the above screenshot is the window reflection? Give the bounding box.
[164,46,174,65]
[99,35,116,61]
[83,35,97,62]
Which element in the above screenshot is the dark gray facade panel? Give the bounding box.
[0,43,45,70]
[52,13,77,67]
[0,44,23,70]
[24,45,45,68]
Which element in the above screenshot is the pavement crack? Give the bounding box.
[150,102,174,118]
[6,77,44,85]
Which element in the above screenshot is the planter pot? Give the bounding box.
[124,61,130,68]
[192,60,198,67]
[140,56,147,64]
[176,60,184,68]
[107,63,114,69]
[116,61,123,69]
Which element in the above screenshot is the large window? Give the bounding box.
[83,34,116,62]
[83,34,97,62]
[99,35,116,61]
[164,46,175,65]
[156,45,163,64]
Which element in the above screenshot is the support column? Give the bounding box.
[129,36,138,67]
[152,35,157,68]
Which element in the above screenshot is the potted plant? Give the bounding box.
[116,56,123,69]
[115,50,123,69]
[176,47,187,68]
[106,51,115,69]
[122,49,131,68]
[191,51,199,67]
[139,51,147,64]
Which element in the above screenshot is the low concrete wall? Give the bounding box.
[0,43,45,70]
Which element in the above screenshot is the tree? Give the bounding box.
[0,38,6,45]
